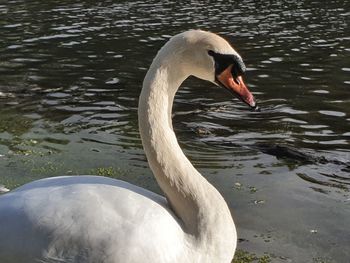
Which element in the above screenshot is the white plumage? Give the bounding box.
[0,176,185,262]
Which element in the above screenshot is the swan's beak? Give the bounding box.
[216,65,257,109]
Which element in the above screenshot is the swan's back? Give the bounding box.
[0,176,188,263]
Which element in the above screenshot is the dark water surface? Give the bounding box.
[1,1,349,262]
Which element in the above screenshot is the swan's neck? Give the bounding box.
[138,48,236,256]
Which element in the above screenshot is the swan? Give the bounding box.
[0,30,257,263]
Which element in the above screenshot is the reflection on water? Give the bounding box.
[0,0,349,262]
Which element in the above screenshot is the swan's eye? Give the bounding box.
[208,50,215,56]
[207,50,246,78]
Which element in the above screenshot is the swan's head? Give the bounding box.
[173,30,257,109]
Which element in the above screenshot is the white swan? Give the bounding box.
[0,30,256,263]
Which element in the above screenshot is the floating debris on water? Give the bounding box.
[195,127,212,136]
[254,200,266,205]
[234,182,242,189]
[249,186,257,193]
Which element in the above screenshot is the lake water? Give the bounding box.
[0,0,349,262]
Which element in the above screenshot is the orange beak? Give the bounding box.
[216,65,257,109]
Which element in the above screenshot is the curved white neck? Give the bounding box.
[138,43,236,258]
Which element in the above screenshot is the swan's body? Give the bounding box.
[0,176,189,262]
[0,30,256,263]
